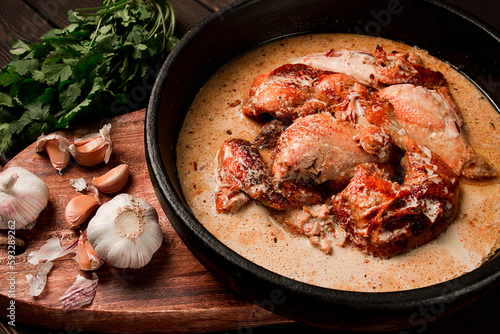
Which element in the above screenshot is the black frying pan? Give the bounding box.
[145,0,500,330]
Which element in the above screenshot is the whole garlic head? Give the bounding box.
[86,194,162,269]
[0,167,49,230]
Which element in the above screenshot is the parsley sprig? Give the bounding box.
[0,0,178,155]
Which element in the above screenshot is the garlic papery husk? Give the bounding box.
[69,124,112,166]
[86,194,162,269]
[76,230,103,271]
[35,134,71,173]
[59,273,99,312]
[0,167,49,230]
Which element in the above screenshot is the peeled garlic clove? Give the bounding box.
[76,230,103,271]
[86,194,162,269]
[0,167,49,230]
[92,164,129,194]
[69,124,112,166]
[35,134,71,173]
[65,195,100,229]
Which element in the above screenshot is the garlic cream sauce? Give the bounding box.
[176,34,500,292]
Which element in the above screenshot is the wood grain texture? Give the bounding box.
[170,0,212,35]
[0,110,291,333]
[24,0,103,29]
[196,0,235,11]
[0,1,53,67]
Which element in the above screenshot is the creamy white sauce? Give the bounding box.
[176,33,500,292]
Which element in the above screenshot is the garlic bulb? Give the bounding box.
[86,194,162,269]
[0,167,49,230]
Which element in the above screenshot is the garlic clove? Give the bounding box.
[0,167,49,230]
[92,164,129,194]
[65,195,100,229]
[35,134,71,173]
[76,230,104,271]
[69,124,112,166]
[86,193,162,269]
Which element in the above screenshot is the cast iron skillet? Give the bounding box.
[145,0,500,330]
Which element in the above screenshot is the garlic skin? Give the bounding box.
[0,167,49,230]
[69,124,112,166]
[35,134,71,173]
[92,164,129,194]
[86,194,162,269]
[76,230,104,271]
[65,195,100,229]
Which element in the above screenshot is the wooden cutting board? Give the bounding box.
[0,109,292,333]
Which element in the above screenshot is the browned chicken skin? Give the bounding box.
[215,139,323,213]
[243,64,328,123]
[332,141,460,258]
[243,64,372,124]
[290,46,446,89]
[216,45,496,258]
[373,45,447,88]
[373,84,497,179]
[272,113,391,190]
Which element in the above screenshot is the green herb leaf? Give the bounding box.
[9,39,31,56]
[0,92,13,107]
[10,59,39,76]
[41,62,73,85]
[0,0,178,155]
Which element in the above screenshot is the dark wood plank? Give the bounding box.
[171,0,212,35]
[24,0,103,29]
[0,1,53,67]
[0,109,292,333]
[196,0,235,11]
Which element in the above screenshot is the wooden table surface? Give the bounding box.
[1,1,500,334]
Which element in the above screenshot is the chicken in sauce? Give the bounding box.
[215,45,497,258]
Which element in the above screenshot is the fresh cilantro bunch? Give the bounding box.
[0,0,178,154]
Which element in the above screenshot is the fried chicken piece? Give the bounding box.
[290,46,446,89]
[373,45,446,88]
[354,124,393,159]
[242,64,373,124]
[243,64,329,123]
[373,84,497,179]
[215,139,323,213]
[289,49,380,87]
[272,113,391,190]
[332,141,460,258]
[312,72,372,122]
[252,119,287,150]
